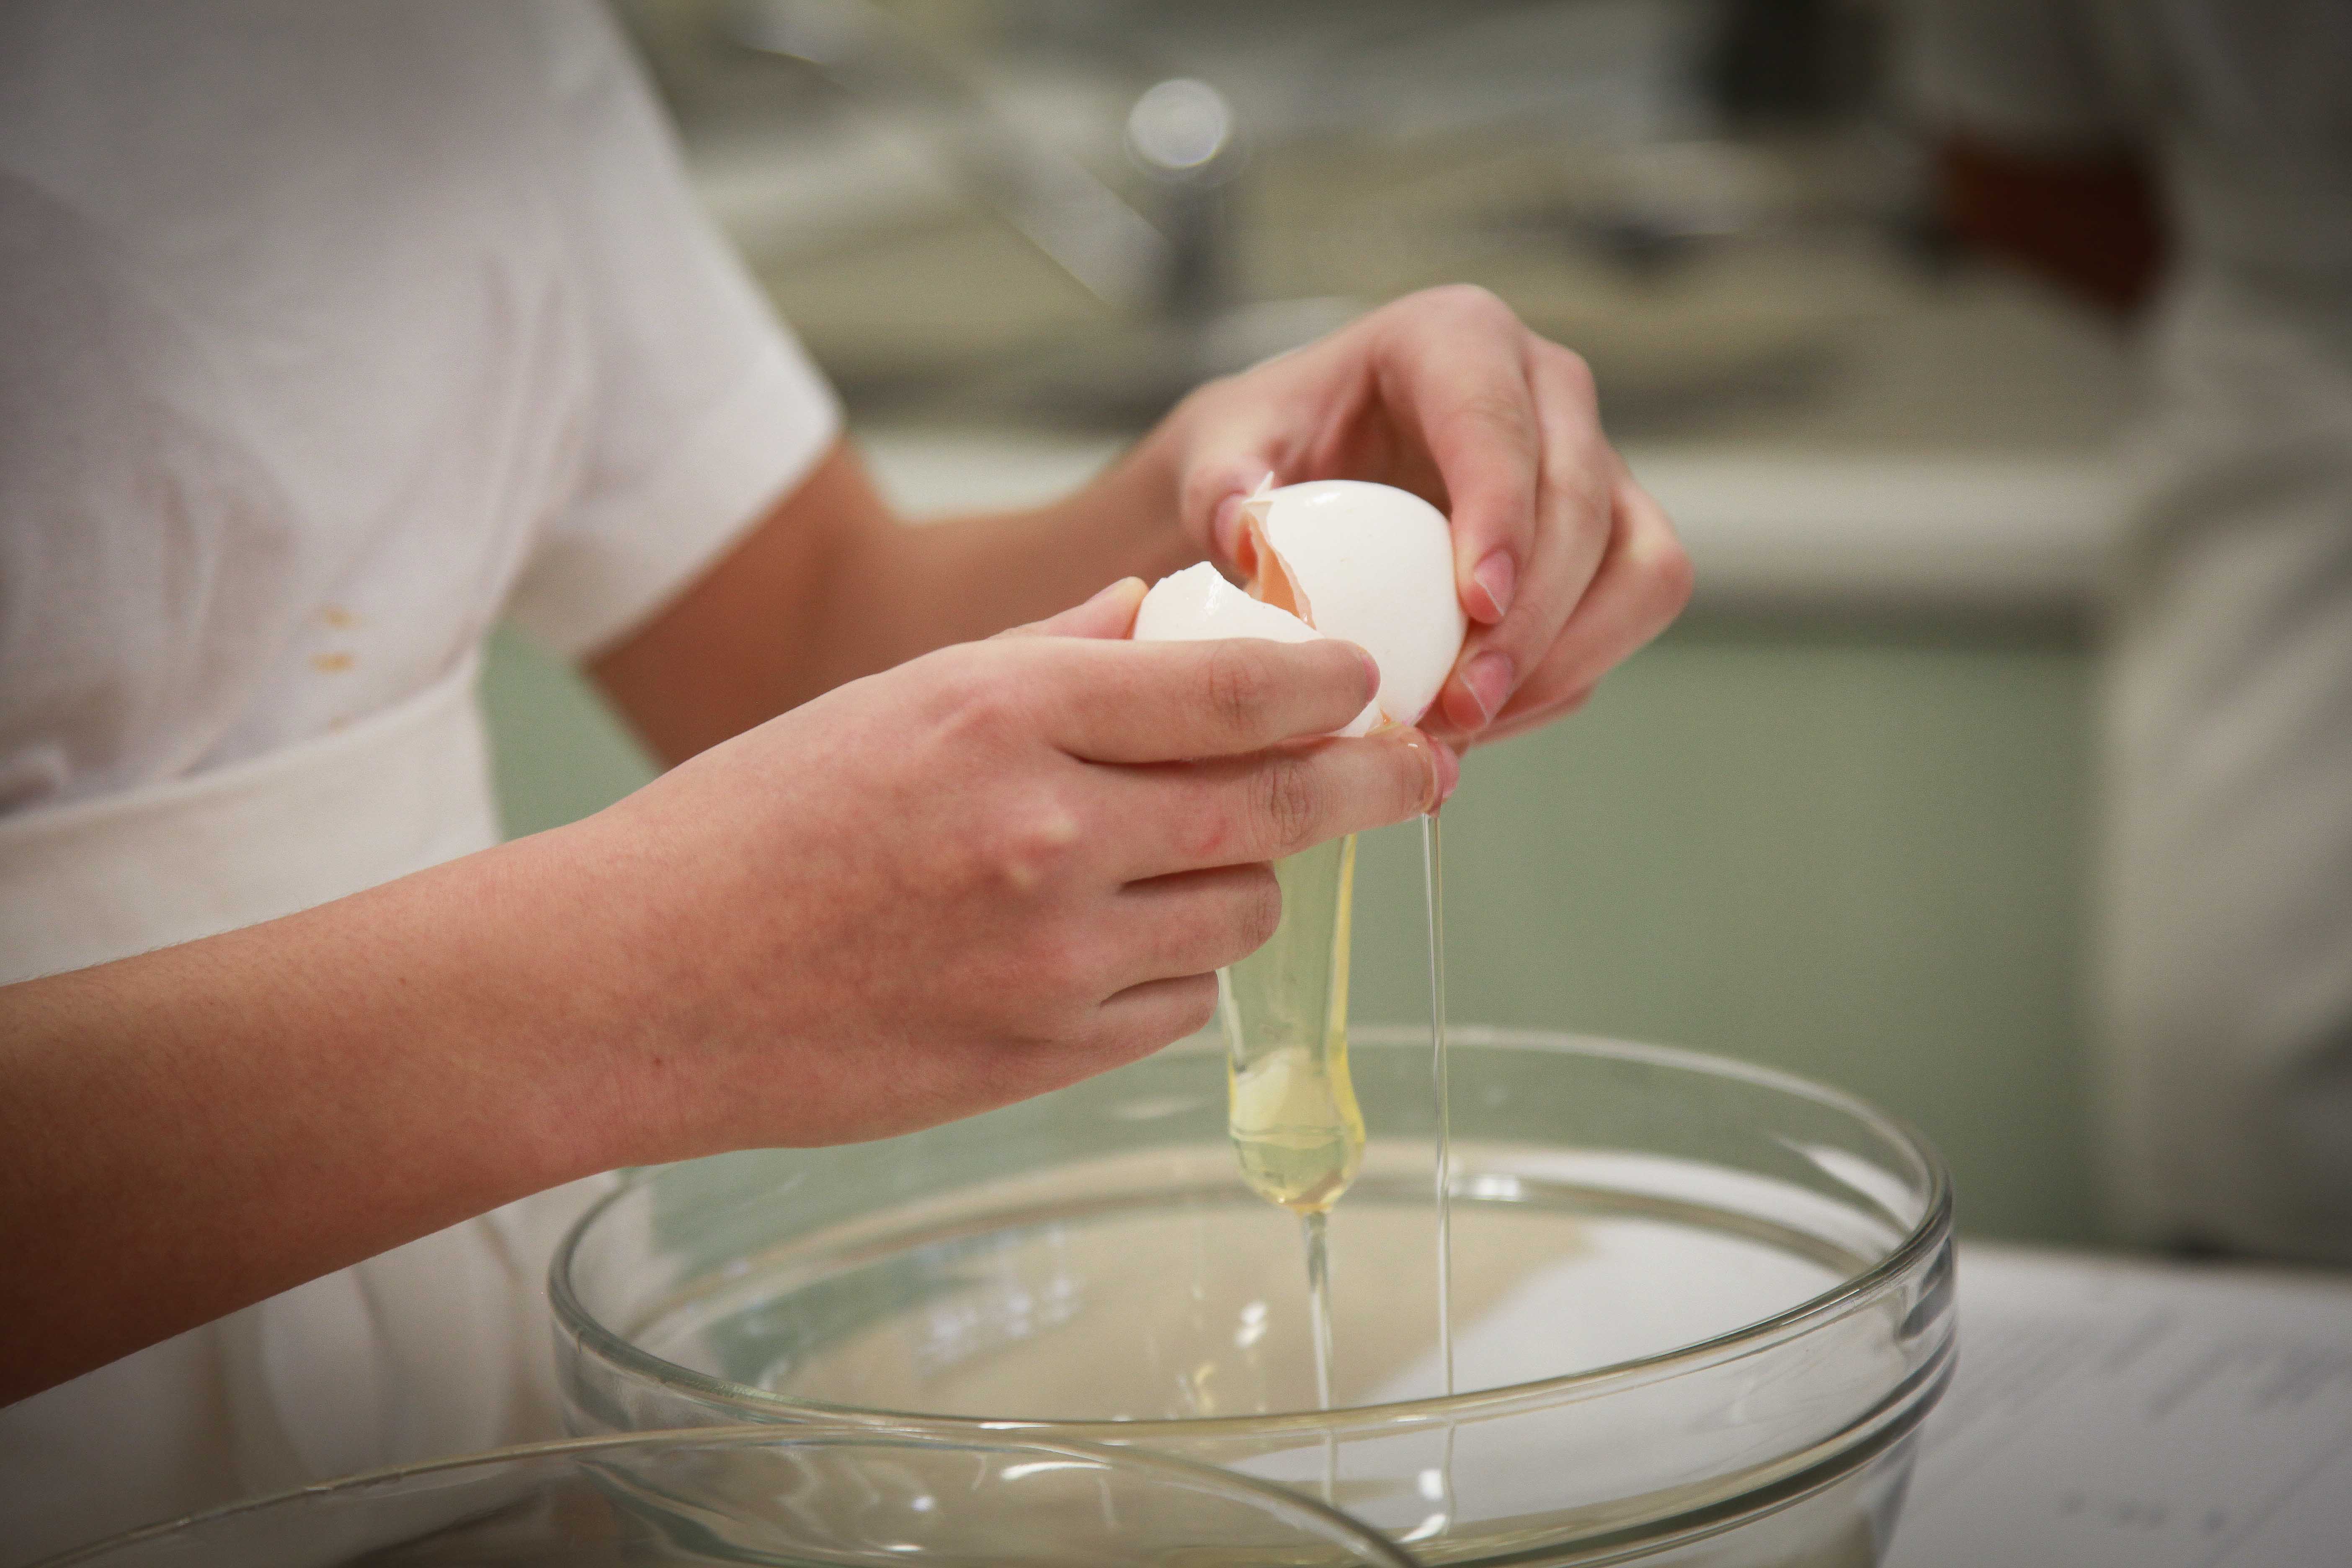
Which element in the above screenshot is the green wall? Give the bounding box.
[479,616,2103,1246]
[479,624,659,837]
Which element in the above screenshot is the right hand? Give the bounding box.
[552,578,1452,1163]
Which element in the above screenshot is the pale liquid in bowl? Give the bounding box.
[627,1160,1855,1426]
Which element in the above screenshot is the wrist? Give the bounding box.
[462,817,703,1176]
[1074,413,1204,576]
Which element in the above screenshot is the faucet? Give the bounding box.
[723,0,1243,328]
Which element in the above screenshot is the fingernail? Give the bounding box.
[1090,576,1144,609]
[1340,641,1382,704]
[1077,576,1146,637]
[1399,732,1443,814]
[1472,551,1516,622]
[1462,650,1512,725]
[1432,740,1462,809]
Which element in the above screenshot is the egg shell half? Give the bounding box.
[1245,480,1466,728]
[1130,562,1379,736]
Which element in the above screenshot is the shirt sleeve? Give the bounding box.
[1898,0,2135,152]
[503,0,841,660]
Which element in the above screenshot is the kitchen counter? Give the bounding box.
[859,427,2130,619]
[1893,1244,2352,1568]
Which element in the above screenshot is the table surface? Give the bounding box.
[1889,1243,2352,1568]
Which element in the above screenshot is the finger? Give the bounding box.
[1103,863,1284,986]
[1169,310,1383,565]
[1181,407,1291,571]
[1087,972,1224,1058]
[1370,287,1548,630]
[1462,687,1594,747]
[1434,340,1614,733]
[1433,469,1691,748]
[995,577,1148,641]
[1012,635,1380,763]
[983,971,1221,1108]
[1095,728,1450,878]
[1431,645,1594,748]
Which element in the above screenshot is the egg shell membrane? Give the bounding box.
[1240,517,1398,738]
[1239,489,1315,628]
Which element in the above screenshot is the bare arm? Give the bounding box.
[596,287,1692,766]
[0,832,632,1404]
[4,286,1689,1404]
[591,436,1199,765]
[0,610,1436,1405]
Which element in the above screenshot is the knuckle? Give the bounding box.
[983,792,1087,892]
[938,665,1029,746]
[1387,743,1436,819]
[1026,933,1099,1011]
[1460,386,1537,451]
[1236,866,1284,953]
[1568,462,1615,533]
[1426,282,1512,324]
[1178,453,1248,524]
[1646,535,1697,619]
[1203,641,1276,738]
[1178,797,1238,864]
[1173,975,1221,1036]
[1253,754,1323,852]
[1544,342,1598,403]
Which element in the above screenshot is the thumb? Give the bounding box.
[1189,455,1282,570]
[995,576,1148,641]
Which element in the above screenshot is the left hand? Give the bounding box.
[1153,285,1693,748]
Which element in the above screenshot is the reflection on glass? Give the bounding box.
[49,1424,1420,1568]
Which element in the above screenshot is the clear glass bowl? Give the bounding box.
[40,1423,1419,1566]
[555,1029,1957,1565]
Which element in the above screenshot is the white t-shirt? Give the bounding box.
[0,0,840,820]
[0,10,841,1552]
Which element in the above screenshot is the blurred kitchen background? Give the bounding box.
[484,0,2139,1247]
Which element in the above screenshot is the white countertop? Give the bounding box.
[1629,448,2126,618]
[1893,1244,2352,1568]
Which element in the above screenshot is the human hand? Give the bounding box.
[1155,286,1693,747]
[562,579,1452,1159]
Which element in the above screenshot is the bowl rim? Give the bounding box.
[550,1027,1954,1438]
[36,1422,1422,1568]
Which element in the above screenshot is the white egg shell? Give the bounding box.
[1130,563,1379,736]
[1246,479,1467,728]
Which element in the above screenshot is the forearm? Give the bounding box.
[593,433,1201,766]
[835,443,1199,671]
[1,425,1197,1401]
[600,284,1693,771]
[0,829,640,1405]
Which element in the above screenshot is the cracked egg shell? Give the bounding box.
[1239,478,1466,729]
[1130,562,1379,736]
